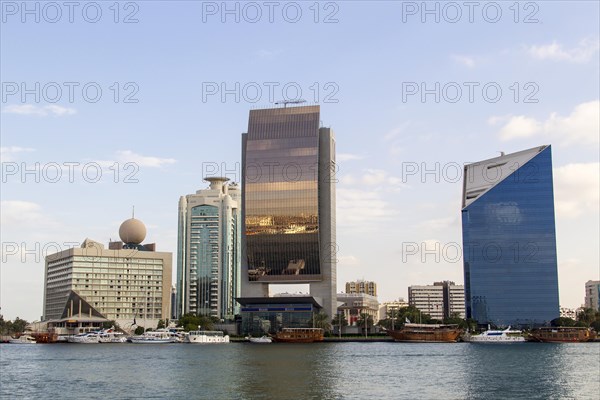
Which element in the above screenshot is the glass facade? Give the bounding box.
[244,106,322,282]
[190,205,219,316]
[462,146,560,327]
[240,303,317,335]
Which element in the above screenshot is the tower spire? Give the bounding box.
[132,205,135,219]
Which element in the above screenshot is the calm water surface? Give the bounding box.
[1,342,599,399]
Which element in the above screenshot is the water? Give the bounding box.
[1,342,599,399]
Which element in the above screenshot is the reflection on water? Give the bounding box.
[1,343,598,400]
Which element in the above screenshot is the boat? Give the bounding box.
[467,326,526,343]
[8,334,37,344]
[185,330,230,344]
[386,323,462,343]
[67,331,100,344]
[129,330,177,344]
[98,328,127,343]
[272,328,324,343]
[246,335,272,344]
[528,327,597,343]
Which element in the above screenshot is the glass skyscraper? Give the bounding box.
[461,145,559,327]
[177,177,241,321]
[241,105,337,319]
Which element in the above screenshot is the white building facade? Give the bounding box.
[408,281,465,320]
[585,280,600,311]
[177,177,241,321]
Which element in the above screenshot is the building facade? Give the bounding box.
[177,177,241,321]
[585,280,600,311]
[43,218,172,330]
[337,292,379,326]
[240,105,337,320]
[462,145,560,327]
[408,281,465,320]
[378,298,409,320]
[346,280,377,296]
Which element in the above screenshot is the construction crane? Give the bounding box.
[275,99,307,108]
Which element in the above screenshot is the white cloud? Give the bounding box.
[115,150,176,168]
[553,162,599,218]
[0,146,35,162]
[340,168,405,189]
[0,201,53,227]
[337,188,396,228]
[337,153,364,162]
[338,255,360,267]
[3,104,76,116]
[452,55,477,68]
[493,115,542,141]
[493,100,599,146]
[527,38,600,63]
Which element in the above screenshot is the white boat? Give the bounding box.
[9,334,37,344]
[468,326,526,343]
[67,331,100,344]
[185,330,230,344]
[247,335,272,344]
[129,330,177,344]
[98,329,127,343]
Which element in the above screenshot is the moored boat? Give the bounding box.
[386,323,462,343]
[247,335,272,344]
[467,326,526,343]
[272,328,324,343]
[8,334,37,344]
[185,330,230,344]
[67,331,100,344]
[129,330,177,344]
[528,327,597,343]
[98,329,127,343]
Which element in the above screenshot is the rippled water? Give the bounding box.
[1,342,599,399]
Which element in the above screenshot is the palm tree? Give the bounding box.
[313,311,332,332]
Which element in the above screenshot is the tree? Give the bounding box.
[157,319,166,329]
[313,311,332,332]
[551,317,576,327]
[10,317,28,334]
[332,313,348,328]
[577,308,600,325]
[356,313,374,332]
[134,326,145,335]
[177,313,214,331]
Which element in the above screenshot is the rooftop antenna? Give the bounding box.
[132,205,135,219]
[275,99,307,108]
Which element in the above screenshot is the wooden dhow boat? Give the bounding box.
[386,323,462,343]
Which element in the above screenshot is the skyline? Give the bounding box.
[1,1,599,321]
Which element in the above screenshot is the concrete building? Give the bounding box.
[43,217,172,331]
[408,281,465,320]
[177,177,241,321]
[378,298,409,320]
[346,280,377,296]
[238,105,337,333]
[337,292,379,326]
[462,145,560,327]
[585,280,600,311]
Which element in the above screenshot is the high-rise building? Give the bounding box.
[239,105,337,325]
[346,280,377,296]
[408,281,465,320]
[585,280,600,311]
[378,298,409,320]
[43,218,172,330]
[177,177,241,321]
[462,145,560,327]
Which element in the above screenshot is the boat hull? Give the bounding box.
[129,338,174,344]
[529,327,597,343]
[387,327,462,343]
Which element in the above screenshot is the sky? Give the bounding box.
[1,0,598,321]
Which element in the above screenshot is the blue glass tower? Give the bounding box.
[462,145,559,327]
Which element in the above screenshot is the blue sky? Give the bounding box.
[1,1,599,320]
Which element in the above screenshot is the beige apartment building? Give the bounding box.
[43,218,172,331]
